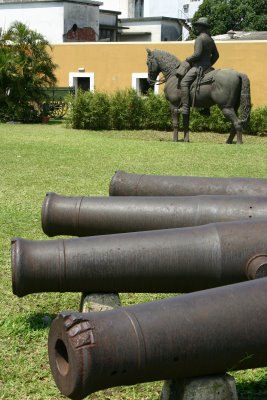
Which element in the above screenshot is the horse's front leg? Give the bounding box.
[183,114,190,142]
[171,106,179,142]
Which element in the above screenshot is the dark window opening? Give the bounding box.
[77,77,90,91]
[135,0,144,18]
[99,28,115,41]
[139,78,152,95]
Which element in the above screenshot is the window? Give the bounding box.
[99,28,115,42]
[69,72,95,93]
[135,0,144,18]
[132,73,159,95]
[77,77,90,91]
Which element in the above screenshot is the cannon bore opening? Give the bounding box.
[55,339,69,376]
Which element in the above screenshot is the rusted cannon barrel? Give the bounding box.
[109,171,267,197]
[12,219,267,297]
[42,192,267,237]
[48,277,267,400]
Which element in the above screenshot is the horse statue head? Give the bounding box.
[146,48,180,84]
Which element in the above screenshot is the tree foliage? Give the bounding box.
[0,21,57,122]
[191,0,267,36]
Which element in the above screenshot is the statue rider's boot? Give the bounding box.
[178,86,190,115]
[177,86,190,141]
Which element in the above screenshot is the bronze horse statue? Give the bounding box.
[146,49,251,144]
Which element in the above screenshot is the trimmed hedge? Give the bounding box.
[249,106,267,135]
[142,89,172,131]
[66,89,267,136]
[66,90,110,130]
[110,89,144,130]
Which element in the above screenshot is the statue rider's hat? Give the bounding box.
[193,17,210,28]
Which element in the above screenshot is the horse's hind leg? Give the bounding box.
[183,114,190,142]
[171,105,180,142]
[226,125,236,144]
[220,107,243,144]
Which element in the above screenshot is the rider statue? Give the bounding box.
[177,17,219,115]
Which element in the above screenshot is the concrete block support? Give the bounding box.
[80,292,121,312]
[161,375,238,400]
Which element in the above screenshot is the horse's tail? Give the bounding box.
[239,73,251,130]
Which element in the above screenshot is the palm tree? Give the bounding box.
[0,21,57,121]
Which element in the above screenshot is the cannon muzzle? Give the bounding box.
[48,277,267,399]
[12,219,267,297]
[42,192,267,237]
[109,171,267,197]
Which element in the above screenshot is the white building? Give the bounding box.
[0,0,102,43]
[100,0,130,17]
[101,0,203,40]
[100,0,203,20]
[119,16,182,42]
[0,0,203,44]
[177,0,203,20]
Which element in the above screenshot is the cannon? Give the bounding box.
[41,192,267,237]
[109,171,267,197]
[48,277,267,400]
[12,219,267,297]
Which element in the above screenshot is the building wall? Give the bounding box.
[64,2,99,41]
[0,1,100,43]
[120,18,182,42]
[0,2,64,44]
[121,21,162,42]
[119,32,151,42]
[100,0,129,17]
[177,0,203,19]
[161,20,182,41]
[51,41,267,106]
[144,0,179,18]
[99,11,119,41]
[100,0,203,20]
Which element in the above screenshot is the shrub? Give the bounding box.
[87,91,110,130]
[67,89,267,136]
[190,106,267,136]
[143,90,172,130]
[67,90,110,130]
[110,89,144,130]
[249,106,267,136]
[190,107,231,133]
[66,91,88,129]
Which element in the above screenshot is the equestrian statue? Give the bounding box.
[146,17,251,144]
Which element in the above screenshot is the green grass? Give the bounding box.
[0,122,267,400]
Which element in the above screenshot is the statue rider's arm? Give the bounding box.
[210,44,219,66]
[186,36,203,65]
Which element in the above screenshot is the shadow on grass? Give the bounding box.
[27,313,56,330]
[237,380,267,399]
[47,119,65,125]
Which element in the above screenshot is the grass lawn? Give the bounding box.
[0,122,267,400]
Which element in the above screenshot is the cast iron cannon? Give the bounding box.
[12,219,267,297]
[48,277,267,400]
[109,171,267,197]
[42,192,267,237]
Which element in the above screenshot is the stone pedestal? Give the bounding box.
[80,292,121,313]
[161,374,238,400]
